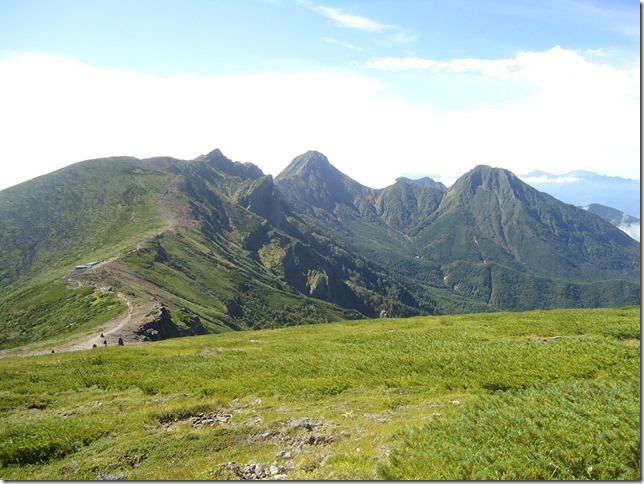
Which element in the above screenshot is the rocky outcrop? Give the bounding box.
[204,148,264,180]
[134,305,206,341]
[236,175,283,228]
[221,460,289,480]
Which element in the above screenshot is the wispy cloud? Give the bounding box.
[366,56,439,71]
[311,4,392,32]
[302,1,415,45]
[384,31,417,45]
[583,48,610,58]
[323,37,364,52]
[618,221,640,242]
[571,0,640,40]
[366,47,640,97]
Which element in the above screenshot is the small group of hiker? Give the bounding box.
[51,335,125,353]
[91,334,124,348]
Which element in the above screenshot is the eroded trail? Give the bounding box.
[1,184,190,359]
[4,292,156,357]
[60,293,135,352]
[57,292,159,353]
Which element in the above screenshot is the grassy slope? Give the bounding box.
[0,282,127,350]
[118,229,352,332]
[0,307,638,480]
[0,155,358,348]
[0,157,169,292]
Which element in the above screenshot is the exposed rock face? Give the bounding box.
[184,313,207,334]
[275,150,368,212]
[135,305,178,341]
[203,148,264,180]
[134,305,206,341]
[236,175,283,228]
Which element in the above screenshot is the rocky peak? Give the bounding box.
[447,165,526,200]
[395,176,446,191]
[274,151,367,212]
[275,150,335,181]
[203,149,264,180]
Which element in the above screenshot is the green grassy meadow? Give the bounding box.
[0,307,639,480]
[0,282,127,350]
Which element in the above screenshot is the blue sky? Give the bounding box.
[0,0,639,189]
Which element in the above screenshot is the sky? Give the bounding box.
[0,0,640,190]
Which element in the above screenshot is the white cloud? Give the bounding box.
[618,222,640,242]
[0,47,639,192]
[304,1,415,46]
[367,46,639,93]
[583,48,610,58]
[0,53,391,188]
[361,46,639,181]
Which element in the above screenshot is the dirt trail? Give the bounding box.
[5,293,157,358]
[1,181,194,359]
[62,293,134,351]
[58,292,158,352]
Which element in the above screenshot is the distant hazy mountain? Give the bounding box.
[0,150,639,349]
[580,203,640,242]
[520,170,640,218]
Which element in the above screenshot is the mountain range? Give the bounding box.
[0,150,639,348]
[580,204,640,242]
[520,170,640,218]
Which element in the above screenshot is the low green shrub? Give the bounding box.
[0,283,126,349]
[379,379,640,480]
[0,416,111,466]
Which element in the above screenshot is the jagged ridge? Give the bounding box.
[0,149,639,349]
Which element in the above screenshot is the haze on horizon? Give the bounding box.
[0,0,639,191]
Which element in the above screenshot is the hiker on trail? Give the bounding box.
[118,337,124,346]
[103,339,107,346]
